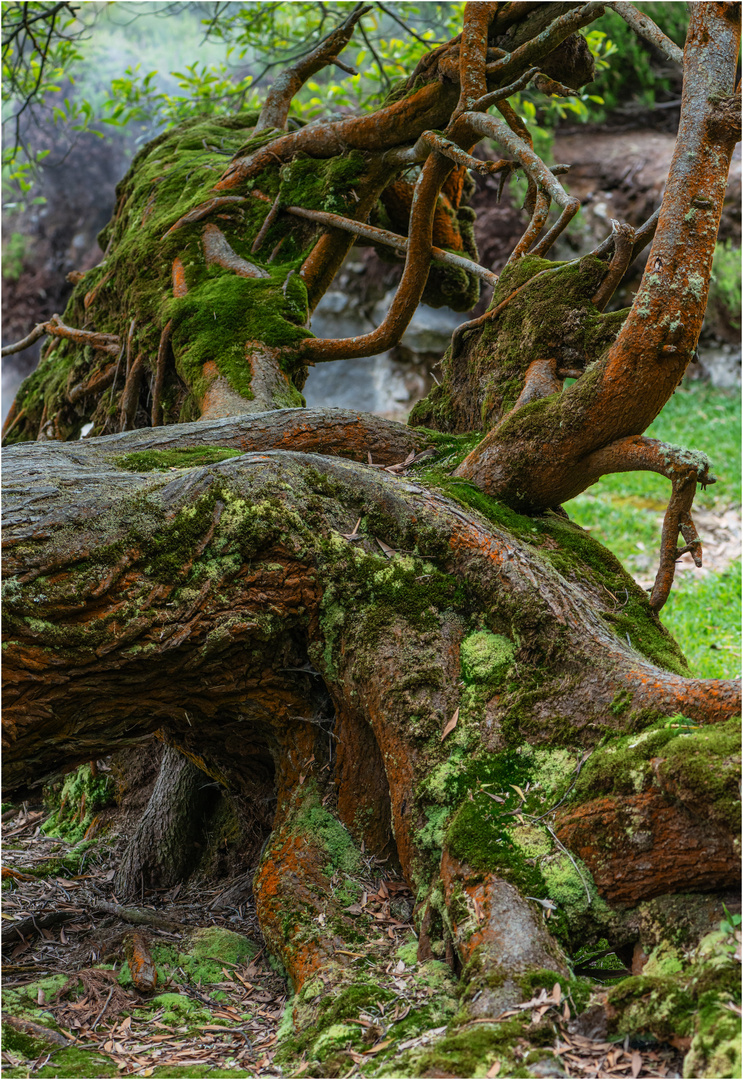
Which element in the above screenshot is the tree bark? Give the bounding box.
[2,4,741,1073]
[114,744,218,898]
[3,426,739,1004]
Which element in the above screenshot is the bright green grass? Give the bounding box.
[565,384,741,679]
[661,560,741,679]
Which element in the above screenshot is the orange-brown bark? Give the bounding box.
[554,792,739,906]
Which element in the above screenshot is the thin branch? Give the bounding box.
[1,322,48,357]
[255,3,372,133]
[464,111,580,257]
[251,190,281,253]
[375,2,441,46]
[473,66,539,112]
[607,1,684,66]
[506,186,550,264]
[591,221,635,310]
[276,201,498,288]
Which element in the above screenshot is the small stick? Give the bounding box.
[251,190,281,254]
[1,322,48,357]
[91,987,115,1031]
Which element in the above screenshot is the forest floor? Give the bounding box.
[2,789,692,1080]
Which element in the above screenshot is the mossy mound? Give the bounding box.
[570,714,741,827]
[606,928,742,1079]
[179,926,259,983]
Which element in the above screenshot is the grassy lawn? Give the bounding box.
[565,383,741,679]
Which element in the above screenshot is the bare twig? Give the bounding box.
[278,201,498,288]
[592,221,636,310]
[1,322,48,357]
[251,189,281,253]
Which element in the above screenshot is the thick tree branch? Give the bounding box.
[607,1,684,66]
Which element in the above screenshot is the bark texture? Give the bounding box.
[2,3,741,1075]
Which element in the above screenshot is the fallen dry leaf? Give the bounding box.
[487,1060,501,1078]
[441,707,459,741]
[364,1038,392,1055]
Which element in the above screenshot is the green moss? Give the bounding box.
[311,1022,360,1061]
[278,151,367,214]
[409,1017,530,1079]
[167,270,311,401]
[42,764,114,842]
[115,447,242,472]
[604,926,742,1076]
[304,804,360,876]
[571,715,740,817]
[2,1048,119,1078]
[147,992,212,1027]
[460,631,515,683]
[177,927,258,984]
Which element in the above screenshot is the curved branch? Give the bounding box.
[1,323,48,357]
[607,1,684,66]
[591,221,635,310]
[301,149,456,362]
[254,3,371,134]
[464,110,580,256]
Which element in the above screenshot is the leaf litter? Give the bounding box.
[2,803,687,1079]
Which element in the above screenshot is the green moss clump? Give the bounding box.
[177,927,258,983]
[303,804,360,877]
[1,1048,120,1078]
[42,764,114,842]
[603,927,742,1078]
[167,270,312,401]
[571,715,741,821]
[408,1017,530,1079]
[460,630,515,683]
[146,992,212,1027]
[115,447,242,472]
[278,151,367,214]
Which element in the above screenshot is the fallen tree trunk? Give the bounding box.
[3,426,738,995]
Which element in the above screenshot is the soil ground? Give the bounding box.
[3,797,688,1080]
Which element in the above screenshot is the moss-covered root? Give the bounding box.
[437,851,569,1018]
[605,928,742,1080]
[253,781,382,993]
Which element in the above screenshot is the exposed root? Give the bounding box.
[151,320,173,428]
[161,195,247,239]
[202,223,270,279]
